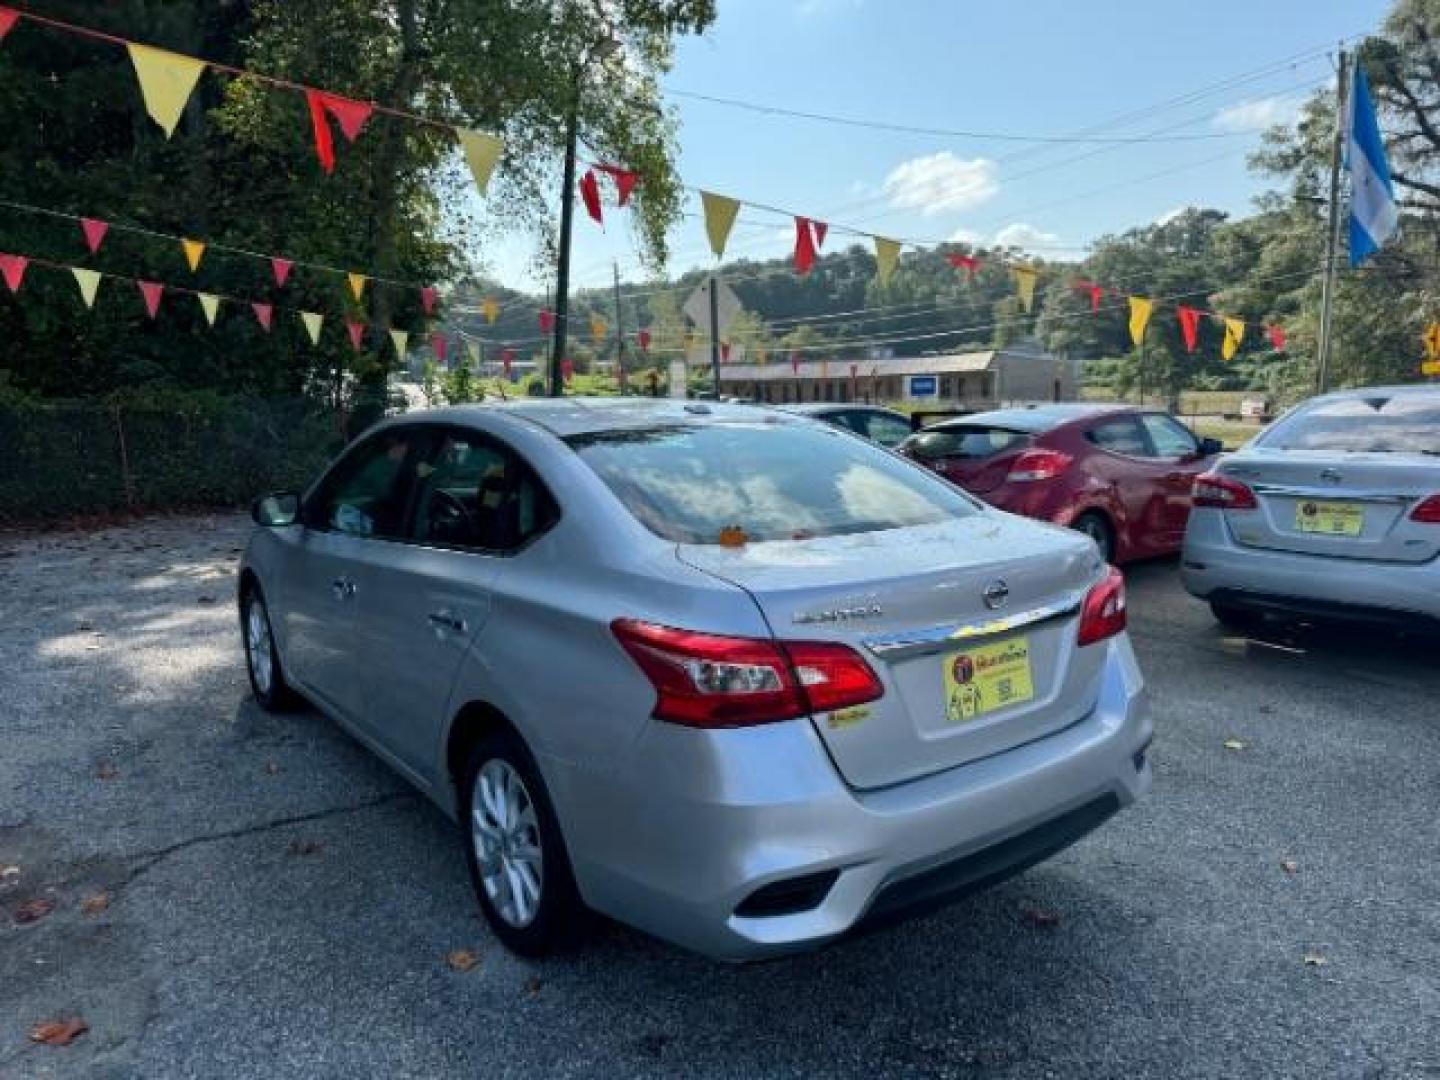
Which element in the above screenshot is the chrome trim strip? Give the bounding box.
[1252,483,1413,505]
[862,591,1085,661]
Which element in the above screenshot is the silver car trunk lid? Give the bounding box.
[1220,451,1440,564]
[678,513,1106,790]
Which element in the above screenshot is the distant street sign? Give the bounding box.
[683,276,742,334]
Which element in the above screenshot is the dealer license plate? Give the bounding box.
[1295,500,1364,536]
[943,636,1034,723]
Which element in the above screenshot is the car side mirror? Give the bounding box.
[252,491,300,527]
[1198,436,1224,457]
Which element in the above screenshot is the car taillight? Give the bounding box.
[1410,493,1440,522]
[1192,471,1257,510]
[611,619,883,728]
[1005,448,1072,483]
[1077,566,1127,646]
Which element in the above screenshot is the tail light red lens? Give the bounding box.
[611,619,883,728]
[1192,471,1258,510]
[1077,566,1127,646]
[1005,448,1073,483]
[1409,493,1440,523]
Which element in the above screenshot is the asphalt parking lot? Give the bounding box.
[2,512,1438,1079]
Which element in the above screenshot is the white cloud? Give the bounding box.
[992,222,1060,251]
[1212,94,1304,133]
[948,227,983,244]
[883,152,999,216]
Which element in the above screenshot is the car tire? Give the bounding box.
[1209,600,1265,634]
[459,727,585,957]
[1072,512,1115,563]
[241,584,300,712]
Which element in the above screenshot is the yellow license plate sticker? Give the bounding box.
[1295,500,1364,536]
[944,636,1034,723]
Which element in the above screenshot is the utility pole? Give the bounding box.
[612,262,626,394]
[709,274,721,399]
[549,77,579,398]
[1316,45,1349,395]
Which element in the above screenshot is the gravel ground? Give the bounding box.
[2,512,1437,1079]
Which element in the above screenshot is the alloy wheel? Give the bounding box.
[246,599,273,696]
[471,758,545,928]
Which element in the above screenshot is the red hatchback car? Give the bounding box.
[899,404,1223,563]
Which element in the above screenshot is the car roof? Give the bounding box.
[777,402,904,417]
[394,397,799,438]
[929,402,1130,434]
[1306,384,1440,404]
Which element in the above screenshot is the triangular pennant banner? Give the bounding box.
[138,280,163,319]
[196,293,220,326]
[561,358,574,384]
[71,267,101,308]
[700,191,740,259]
[389,329,409,357]
[347,273,367,302]
[0,253,28,293]
[251,301,273,331]
[1128,296,1153,347]
[182,238,205,272]
[1222,316,1246,361]
[306,89,374,174]
[300,311,323,345]
[539,308,555,335]
[590,313,607,343]
[720,341,731,362]
[579,169,603,226]
[127,44,206,139]
[80,218,109,255]
[346,320,365,352]
[947,253,980,281]
[1074,279,1103,312]
[873,236,901,287]
[482,297,499,324]
[1012,266,1038,313]
[1176,305,1202,353]
[794,216,818,275]
[0,9,18,42]
[420,286,437,315]
[271,257,293,287]
[812,221,828,249]
[457,128,503,195]
[431,331,448,363]
[595,163,639,206]
[637,327,651,352]
[1267,323,1287,351]
[500,346,514,372]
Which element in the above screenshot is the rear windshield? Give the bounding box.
[905,426,1031,461]
[568,422,979,544]
[1258,395,1440,455]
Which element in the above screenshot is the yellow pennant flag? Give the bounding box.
[71,268,101,309]
[874,237,901,287]
[590,313,607,343]
[197,293,220,327]
[347,273,367,302]
[389,329,409,357]
[481,297,500,324]
[1221,316,1245,361]
[126,44,206,139]
[701,191,741,259]
[182,239,206,272]
[457,128,504,195]
[1128,296,1154,346]
[300,311,323,345]
[1012,266,1038,313]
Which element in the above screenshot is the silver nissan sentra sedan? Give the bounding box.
[238,398,1152,960]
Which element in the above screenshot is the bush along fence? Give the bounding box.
[0,393,348,522]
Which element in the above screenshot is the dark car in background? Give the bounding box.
[777,403,916,448]
[900,404,1222,563]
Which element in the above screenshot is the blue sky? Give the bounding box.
[492,0,1388,291]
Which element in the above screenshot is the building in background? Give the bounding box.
[717,341,1073,408]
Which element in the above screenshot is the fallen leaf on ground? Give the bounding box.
[30,1018,88,1046]
[13,897,55,924]
[288,839,323,857]
[524,975,542,996]
[1280,859,1299,875]
[446,949,480,972]
[96,763,119,780]
[1223,738,1247,751]
[1020,906,1062,929]
[1303,953,1328,966]
[80,892,110,916]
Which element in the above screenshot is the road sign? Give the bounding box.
[683,276,742,334]
[1424,322,1440,362]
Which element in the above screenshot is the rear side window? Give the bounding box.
[1086,417,1149,456]
[862,412,915,448]
[569,422,977,544]
[1258,395,1440,454]
[1139,414,1199,458]
[906,426,1030,461]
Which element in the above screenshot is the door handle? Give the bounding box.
[331,576,357,601]
[428,610,467,634]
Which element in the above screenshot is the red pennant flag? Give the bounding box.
[0,9,18,41]
[306,89,374,175]
[720,342,731,362]
[346,320,365,352]
[595,163,639,206]
[430,331,448,363]
[637,327,651,352]
[501,347,514,374]
[791,352,800,375]
[561,358,574,384]
[812,221,828,248]
[80,218,109,255]
[947,253,980,280]
[579,169,603,225]
[1073,279,1104,312]
[0,253,27,293]
[270,257,293,287]
[539,308,555,334]
[420,286,437,315]
[1267,323,1287,351]
[251,301,273,330]
[794,217,818,275]
[1176,305,1202,353]
[138,280,163,319]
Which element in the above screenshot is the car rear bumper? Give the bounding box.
[545,634,1150,961]
[1181,509,1440,624]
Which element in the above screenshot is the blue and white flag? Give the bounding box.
[1347,63,1398,266]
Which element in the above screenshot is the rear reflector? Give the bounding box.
[611,619,883,728]
[1192,471,1258,510]
[1410,493,1440,523]
[1077,566,1127,646]
[1005,448,1073,483]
